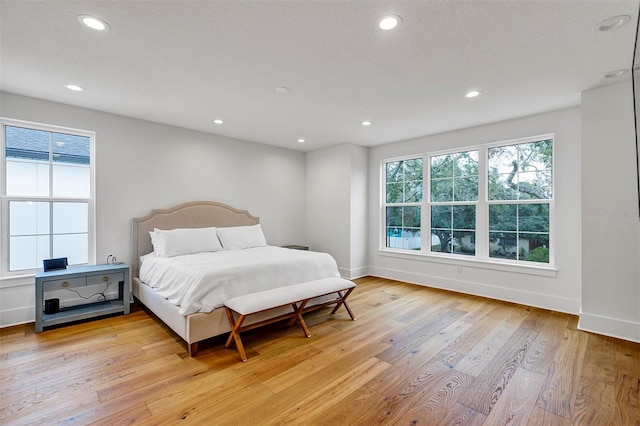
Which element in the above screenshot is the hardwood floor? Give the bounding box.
[1,276,639,425]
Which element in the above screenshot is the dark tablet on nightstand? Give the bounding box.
[43,257,68,272]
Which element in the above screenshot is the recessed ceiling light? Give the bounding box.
[604,69,628,78]
[379,15,401,30]
[597,15,630,31]
[275,86,289,94]
[465,90,482,98]
[361,120,373,126]
[297,138,306,143]
[65,84,85,92]
[77,15,110,31]
[213,119,224,124]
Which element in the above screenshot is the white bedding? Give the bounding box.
[139,246,340,315]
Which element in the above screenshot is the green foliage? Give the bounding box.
[386,159,423,203]
[486,140,552,258]
[487,139,553,201]
[525,246,549,263]
[489,203,549,234]
[518,204,549,233]
[430,151,478,202]
[489,204,517,231]
[386,140,552,261]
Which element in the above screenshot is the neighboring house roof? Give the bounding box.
[5,125,89,165]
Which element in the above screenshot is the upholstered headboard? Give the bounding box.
[131,201,259,278]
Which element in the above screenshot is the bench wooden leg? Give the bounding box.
[291,300,311,337]
[330,287,356,320]
[223,283,356,362]
[224,307,248,362]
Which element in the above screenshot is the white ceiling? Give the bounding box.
[1,1,638,152]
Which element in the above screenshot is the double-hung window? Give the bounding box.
[1,119,95,275]
[487,139,552,263]
[382,135,554,267]
[430,150,478,255]
[385,158,423,250]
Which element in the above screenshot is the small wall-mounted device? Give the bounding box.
[43,257,68,272]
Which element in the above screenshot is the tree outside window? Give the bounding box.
[382,136,553,266]
[430,151,478,255]
[385,158,422,250]
[488,139,552,263]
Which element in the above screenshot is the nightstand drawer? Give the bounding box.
[43,277,87,291]
[87,272,124,286]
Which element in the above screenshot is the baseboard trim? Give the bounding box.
[0,305,34,328]
[368,266,580,315]
[338,266,369,280]
[578,312,640,343]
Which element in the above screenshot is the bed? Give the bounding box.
[131,201,341,356]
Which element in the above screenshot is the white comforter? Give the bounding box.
[139,246,340,315]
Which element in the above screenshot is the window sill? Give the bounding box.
[378,248,558,278]
[0,273,36,288]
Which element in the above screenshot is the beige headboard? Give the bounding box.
[131,201,259,278]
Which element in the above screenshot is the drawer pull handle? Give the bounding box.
[61,281,69,287]
[102,276,109,282]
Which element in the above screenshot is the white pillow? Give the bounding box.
[216,224,267,250]
[149,227,223,257]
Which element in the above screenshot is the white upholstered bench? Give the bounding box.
[224,277,356,362]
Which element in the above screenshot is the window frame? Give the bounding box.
[381,155,424,251]
[0,117,96,277]
[427,147,480,257]
[483,136,554,266]
[381,134,555,270]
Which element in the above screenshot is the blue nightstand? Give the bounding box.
[35,263,130,332]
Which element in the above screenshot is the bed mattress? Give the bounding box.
[139,246,340,315]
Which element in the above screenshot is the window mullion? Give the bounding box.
[48,132,54,258]
[476,146,488,259]
[422,154,429,253]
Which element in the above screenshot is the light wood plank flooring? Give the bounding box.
[1,277,639,425]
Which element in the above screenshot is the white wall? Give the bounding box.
[0,92,307,327]
[349,144,369,278]
[580,81,640,342]
[368,107,583,314]
[306,143,368,278]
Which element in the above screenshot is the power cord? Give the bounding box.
[107,254,123,265]
[61,282,112,308]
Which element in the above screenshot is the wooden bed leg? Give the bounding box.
[188,342,199,357]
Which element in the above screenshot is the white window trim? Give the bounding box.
[380,134,555,271]
[380,154,425,251]
[0,117,96,278]
[426,146,481,260]
[379,248,558,277]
